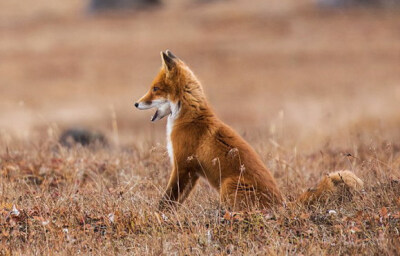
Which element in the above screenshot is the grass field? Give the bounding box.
[1,0,400,254]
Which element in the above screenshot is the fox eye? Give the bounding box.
[153,87,159,92]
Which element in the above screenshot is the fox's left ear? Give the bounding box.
[161,51,176,73]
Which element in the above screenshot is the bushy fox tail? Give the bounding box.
[298,170,364,205]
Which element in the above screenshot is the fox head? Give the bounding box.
[134,50,202,122]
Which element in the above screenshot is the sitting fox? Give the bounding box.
[134,50,364,211]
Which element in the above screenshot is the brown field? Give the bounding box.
[1,0,400,254]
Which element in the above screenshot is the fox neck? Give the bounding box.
[176,79,213,120]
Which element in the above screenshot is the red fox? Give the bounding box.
[134,50,364,211]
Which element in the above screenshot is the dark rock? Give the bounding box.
[317,0,400,8]
[88,0,161,12]
[59,128,108,148]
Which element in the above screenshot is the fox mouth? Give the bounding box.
[135,100,171,122]
[150,102,171,122]
[151,109,159,122]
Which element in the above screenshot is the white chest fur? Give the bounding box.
[166,115,174,163]
[166,101,180,164]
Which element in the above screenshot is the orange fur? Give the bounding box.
[298,170,364,205]
[135,51,363,211]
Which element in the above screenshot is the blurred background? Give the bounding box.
[1,0,399,151]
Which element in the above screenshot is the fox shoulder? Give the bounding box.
[298,170,364,205]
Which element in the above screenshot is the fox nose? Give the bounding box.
[134,102,139,108]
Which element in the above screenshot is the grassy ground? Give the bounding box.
[1,0,400,254]
[1,136,400,254]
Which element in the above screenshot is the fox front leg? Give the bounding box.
[158,167,198,211]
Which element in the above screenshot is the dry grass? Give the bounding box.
[1,0,400,254]
[1,136,400,255]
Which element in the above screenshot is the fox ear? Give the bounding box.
[161,51,176,72]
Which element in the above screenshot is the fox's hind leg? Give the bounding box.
[159,167,199,211]
[220,177,260,211]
